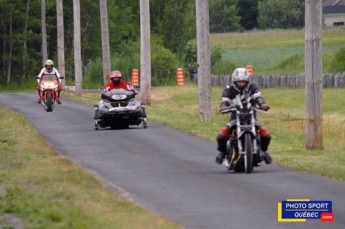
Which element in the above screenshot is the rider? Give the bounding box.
[102,70,137,94]
[215,67,272,165]
[96,70,147,119]
[36,59,63,104]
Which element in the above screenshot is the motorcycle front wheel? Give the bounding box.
[244,133,254,173]
[46,92,54,112]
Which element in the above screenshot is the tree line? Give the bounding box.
[0,0,305,85]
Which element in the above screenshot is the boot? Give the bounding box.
[56,97,61,104]
[94,105,100,120]
[264,152,272,164]
[215,151,225,164]
[37,90,42,103]
[141,106,147,118]
[56,91,61,104]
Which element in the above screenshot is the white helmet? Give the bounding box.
[44,59,54,73]
[232,68,250,90]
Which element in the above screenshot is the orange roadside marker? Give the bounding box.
[131,69,139,86]
[177,68,184,85]
[246,65,253,75]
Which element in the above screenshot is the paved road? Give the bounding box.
[1,92,344,229]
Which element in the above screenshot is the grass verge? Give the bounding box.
[0,106,183,229]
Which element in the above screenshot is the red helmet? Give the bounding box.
[110,70,122,85]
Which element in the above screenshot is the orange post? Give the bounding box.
[131,69,139,86]
[246,65,253,75]
[177,68,184,85]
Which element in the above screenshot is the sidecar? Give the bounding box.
[94,89,147,130]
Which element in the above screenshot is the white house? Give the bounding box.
[323,0,345,26]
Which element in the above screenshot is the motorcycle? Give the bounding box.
[35,74,64,112]
[220,96,266,174]
[93,88,148,130]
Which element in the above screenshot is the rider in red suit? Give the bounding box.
[102,70,137,95]
[36,59,63,104]
[96,70,146,119]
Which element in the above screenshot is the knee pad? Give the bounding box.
[258,126,270,137]
[218,126,230,137]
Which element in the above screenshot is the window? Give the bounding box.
[333,22,344,26]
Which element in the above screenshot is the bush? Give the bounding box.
[183,39,225,70]
[183,39,197,69]
[271,53,304,73]
[331,47,345,72]
[83,57,104,88]
[151,44,181,86]
[212,59,237,75]
[211,45,224,69]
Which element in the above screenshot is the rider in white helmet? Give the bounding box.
[36,59,63,104]
[215,67,272,165]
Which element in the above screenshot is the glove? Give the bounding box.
[260,104,270,111]
[219,101,230,113]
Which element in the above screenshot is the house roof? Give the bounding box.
[323,0,345,6]
[323,5,345,14]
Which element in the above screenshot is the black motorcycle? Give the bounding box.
[94,89,148,130]
[220,98,266,173]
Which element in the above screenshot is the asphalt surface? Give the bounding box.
[1,92,345,229]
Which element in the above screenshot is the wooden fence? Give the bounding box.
[191,72,345,88]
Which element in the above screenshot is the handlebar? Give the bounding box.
[219,106,266,114]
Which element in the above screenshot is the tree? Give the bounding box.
[209,0,241,33]
[237,0,259,30]
[0,0,41,84]
[150,0,196,53]
[23,0,31,79]
[258,0,304,29]
[0,0,202,85]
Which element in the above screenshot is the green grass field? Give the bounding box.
[211,28,345,74]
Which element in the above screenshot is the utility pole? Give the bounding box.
[41,0,47,63]
[57,0,66,87]
[100,0,111,85]
[140,0,151,105]
[73,0,82,95]
[305,0,323,149]
[196,0,212,119]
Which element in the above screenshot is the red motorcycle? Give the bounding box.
[35,74,64,112]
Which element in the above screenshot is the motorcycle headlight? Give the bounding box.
[43,82,55,87]
[111,94,127,100]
